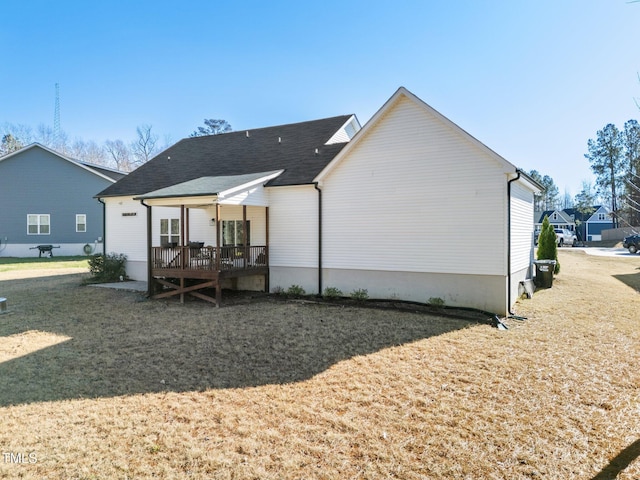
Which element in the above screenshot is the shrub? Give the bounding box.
[537,216,560,274]
[428,297,445,308]
[287,285,306,297]
[87,253,127,283]
[272,286,285,295]
[322,286,343,299]
[350,288,369,301]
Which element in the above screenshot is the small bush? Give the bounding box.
[537,216,560,274]
[428,297,445,308]
[87,253,127,283]
[322,286,343,299]
[272,286,285,295]
[287,285,306,297]
[350,288,369,301]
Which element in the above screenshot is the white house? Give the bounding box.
[96,87,540,315]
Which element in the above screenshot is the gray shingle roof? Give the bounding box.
[97,115,352,198]
[134,170,282,200]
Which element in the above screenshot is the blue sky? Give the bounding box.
[1,1,639,196]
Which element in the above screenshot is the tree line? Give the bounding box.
[0,119,232,172]
[585,119,640,227]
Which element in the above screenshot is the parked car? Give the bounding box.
[554,228,577,247]
[622,234,640,254]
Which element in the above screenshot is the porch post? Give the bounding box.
[185,207,190,245]
[265,206,269,292]
[216,203,221,270]
[180,205,185,246]
[140,200,154,297]
[243,205,247,268]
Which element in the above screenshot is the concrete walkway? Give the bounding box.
[89,281,148,292]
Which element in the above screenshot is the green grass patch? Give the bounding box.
[0,256,89,272]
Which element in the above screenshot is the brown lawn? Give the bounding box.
[0,250,638,479]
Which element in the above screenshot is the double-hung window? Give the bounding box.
[222,220,250,246]
[27,214,50,235]
[160,219,180,245]
[76,214,87,232]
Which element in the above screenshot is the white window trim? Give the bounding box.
[27,214,51,235]
[76,214,87,233]
[160,218,180,245]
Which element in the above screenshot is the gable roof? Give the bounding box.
[135,170,283,200]
[0,143,124,183]
[314,87,521,184]
[97,115,354,198]
[537,209,574,224]
[547,206,608,224]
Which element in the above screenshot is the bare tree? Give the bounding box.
[35,123,68,152]
[104,139,133,171]
[69,139,109,166]
[130,124,159,167]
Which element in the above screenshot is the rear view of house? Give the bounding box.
[97,87,540,315]
[0,144,125,257]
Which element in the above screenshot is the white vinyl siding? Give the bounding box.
[27,214,50,235]
[321,95,509,276]
[510,182,535,272]
[104,197,154,262]
[76,214,87,233]
[268,185,318,268]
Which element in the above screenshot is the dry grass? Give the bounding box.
[0,251,638,479]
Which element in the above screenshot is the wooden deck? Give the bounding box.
[150,245,268,305]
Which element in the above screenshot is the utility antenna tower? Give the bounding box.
[53,83,61,146]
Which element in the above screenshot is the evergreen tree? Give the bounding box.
[585,124,625,227]
[537,216,560,274]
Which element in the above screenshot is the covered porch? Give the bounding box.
[135,171,281,306]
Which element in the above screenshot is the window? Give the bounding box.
[160,219,180,245]
[27,214,50,235]
[598,213,606,221]
[222,220,250,246]
[76,214,87,233]
[552,213,557,220]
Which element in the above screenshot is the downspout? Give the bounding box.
[97,197,106,255]
[507,169,522,317]
[139,199,153,297]
[314,182,322,296]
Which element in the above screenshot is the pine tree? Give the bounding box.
[537,216,560,274]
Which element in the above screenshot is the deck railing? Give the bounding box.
[152,245,268,272]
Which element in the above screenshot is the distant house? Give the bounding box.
[536,206,614,242]
[535,209,576,232]
[0,143,125,257]
[563,206,614,242]
[96,87,541,315]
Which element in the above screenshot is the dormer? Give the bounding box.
[325,115,361,145]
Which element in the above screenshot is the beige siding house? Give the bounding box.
[97,87,540,315]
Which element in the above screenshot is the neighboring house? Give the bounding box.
[535,209,576,232]
[0,143,125,257]
[96,87,540,315]
[564,206,614,241]
[537,206,613,242]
